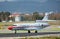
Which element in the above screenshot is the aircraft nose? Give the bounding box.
[8,26,13,30]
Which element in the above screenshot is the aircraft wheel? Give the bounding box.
[28,30,30,33]
[35,30,37,33]
[15,30,17,34]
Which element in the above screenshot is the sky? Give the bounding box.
[0,0,48,2]
[0,0,60,13]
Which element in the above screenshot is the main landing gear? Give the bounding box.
[28,30,31,33]
[28,30,38,33]
[35,30,37,33]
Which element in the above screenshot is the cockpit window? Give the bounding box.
[13,25,17,26]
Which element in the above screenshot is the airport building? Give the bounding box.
[9,12,22,22]
[9,12,32,22]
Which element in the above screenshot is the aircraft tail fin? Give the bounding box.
[42,11,54,21]
[42,13,48,21]
[36,11,56,22]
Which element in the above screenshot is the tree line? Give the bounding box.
[0,11,11,22]
[0,11,60,22]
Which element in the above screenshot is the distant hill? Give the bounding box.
[0,0,60,13]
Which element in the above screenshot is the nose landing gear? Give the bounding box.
[15,30,17,34]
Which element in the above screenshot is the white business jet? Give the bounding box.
[8,12,55,34]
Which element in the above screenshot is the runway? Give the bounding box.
[0,32,60,37]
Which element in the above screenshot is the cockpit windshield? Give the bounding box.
[13,25,17,26]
